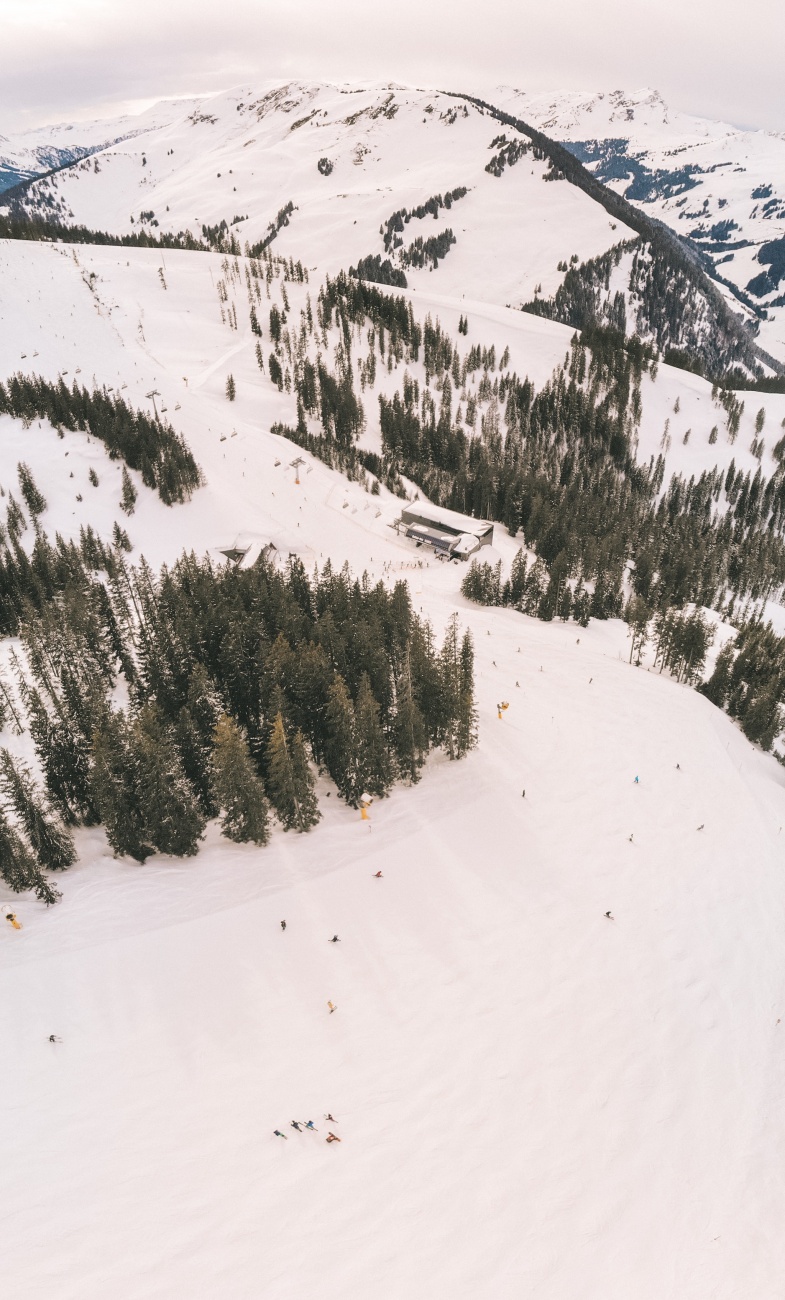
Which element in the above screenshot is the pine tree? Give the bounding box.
[0,750,76,871]
[701,640,734,708]
[90,709,151,861]
[456,630,478,758]
[23,683,98,826]
[354,674,392,798]
[211,713,270,844]
[134,704,206,856]
[324,675,358,803]
[226,374,236,402]
[173,666,221,817]
[120,465,137,516]
[265,713,320,831]
[392,653,427,782]
[17,462,46,517]
[0,806,40,891]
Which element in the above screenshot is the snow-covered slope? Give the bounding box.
[0,99,197,196]
[495,86,785,361]
[4,81,637,312]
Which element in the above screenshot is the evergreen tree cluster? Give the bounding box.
[1,548,477,889]
[369,317,785,622]
[702,622,785,751]
[381,189,468,252]
[0,750,74,904]
[521,239,761,383]
[349,255,408,288]
[399,230,456,271]
[0,374,203,506]
[485,135,531,177]
[0,516,128,636]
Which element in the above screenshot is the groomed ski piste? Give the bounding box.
[2,81,785,1299]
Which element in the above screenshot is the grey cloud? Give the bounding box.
[1,0,784,135]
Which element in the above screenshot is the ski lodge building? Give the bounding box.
[394,503,494,560]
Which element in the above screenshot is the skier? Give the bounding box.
[273,1130,288,1140]
[290,1121,303,1133]
[48,1034,61,1043]
[697,824,704,831]
[604,911,614,920]
[328,935,340,943]
[373,871,383,878]
[629,834,634,842]
[305,1120,318,1131]
[281,920,287,931]
[324,1113,337,1123]
[326,1132,342,1143]
[5,911,21,930]
[634,776,639,784]
[327,1001,337,1014]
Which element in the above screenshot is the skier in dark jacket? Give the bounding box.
[328,935,340,943]
[281,920,286,931]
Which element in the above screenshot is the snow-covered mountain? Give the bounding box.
[0,99,200,195]
[495,86,785,363]
[3,79,785,1300]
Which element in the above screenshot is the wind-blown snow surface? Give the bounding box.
[3,100,785,1295]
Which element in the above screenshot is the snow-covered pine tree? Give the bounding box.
[17,462,46,517]
[211,713,270,845]
[392,651,427,783]
[22,680,98,826]
[120,465,137,515]
[354,673,392,798]
[90,709,152,861]
[324,674,358,803]
[0,750,76,871]
[172,666,222,818]
[133,704,206,857]
[456,629,479,758]
[265,713,320,831]
[0,809,59,903]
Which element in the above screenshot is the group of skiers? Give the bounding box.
[274,1116,341,1144]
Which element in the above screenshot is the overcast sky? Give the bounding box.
[3,0,785,136]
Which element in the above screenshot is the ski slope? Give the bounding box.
[3,80,785,1300]
[3,582,785,1299]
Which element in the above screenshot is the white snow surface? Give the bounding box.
[2,82,785,1298]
